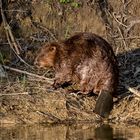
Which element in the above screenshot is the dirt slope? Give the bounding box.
[0,0,140,126]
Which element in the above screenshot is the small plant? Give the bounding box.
[71,2,80,8]
[17,74,27,91]
[59,0,71,3]
[59,0,81,7]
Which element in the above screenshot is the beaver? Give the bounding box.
[34,32,119,118]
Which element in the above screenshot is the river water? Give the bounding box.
[0,123,140,140]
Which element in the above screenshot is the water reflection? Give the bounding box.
[0,123,139,140]
[95,124,114,140]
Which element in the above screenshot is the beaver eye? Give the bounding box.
[49,46,56,51]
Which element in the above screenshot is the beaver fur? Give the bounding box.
[34,32,119,117]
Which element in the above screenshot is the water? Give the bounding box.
[0,123,140,140]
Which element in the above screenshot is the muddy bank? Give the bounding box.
[0,81,140,126]
[0,0,140,126]
[0,88,96,124]
[0,90,140,126]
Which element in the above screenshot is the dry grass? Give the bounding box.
[0,0,140,125]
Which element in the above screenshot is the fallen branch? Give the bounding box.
[116,36,140,40]
[36,111,61,122]
[3,65,54,85]
[0,0,31,67]
[0,0,20,54]
[0,92,28,96]
[126,86,140,98]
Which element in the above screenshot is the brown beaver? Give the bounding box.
[34,32,119,118]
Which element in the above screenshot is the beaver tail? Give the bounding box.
[94,91,113,118]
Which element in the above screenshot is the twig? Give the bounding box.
[0,0,32,68]
[123,0,132,10]
[112,12,128,28]
[6,32,32,67]
[0,0,31,67]
[127,19,140,32]
[0,92,28,96]
[30,36,48,42]
[116,36,140,40]
[3,9,27,13]
[0,0,21,54]
[117,26,128,49]
[39,25,58,42]
[36,111,61,122]
[3,65,54,85]
[32,21,58,42]
[126,86,140,98]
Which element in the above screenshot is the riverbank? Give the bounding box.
[0,0,140,126]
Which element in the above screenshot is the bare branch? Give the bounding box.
[126,86,140,98]
[0,0,32,67]
[0,92,29,96]
[3,65,54,85]
[0,0,21,54]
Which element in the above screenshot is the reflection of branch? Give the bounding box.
[3,65,54,85]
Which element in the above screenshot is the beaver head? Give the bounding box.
[34,43,57,68]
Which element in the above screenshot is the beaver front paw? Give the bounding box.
[53,80,62,89]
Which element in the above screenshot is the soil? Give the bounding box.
[0,0,140,126]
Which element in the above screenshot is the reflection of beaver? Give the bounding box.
[34,32,119,118]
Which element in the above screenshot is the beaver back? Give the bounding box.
[35,32,119,95]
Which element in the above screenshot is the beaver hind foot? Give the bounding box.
[94,91,113,118]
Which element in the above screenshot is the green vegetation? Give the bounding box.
[59,0,81,7]
[59,0,71,3]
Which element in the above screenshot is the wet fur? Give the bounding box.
[35,32,118,95]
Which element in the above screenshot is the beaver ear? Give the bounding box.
[49,46,56,52]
